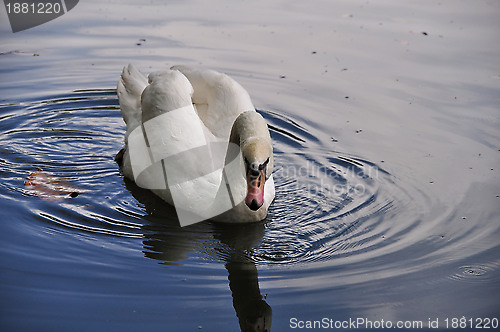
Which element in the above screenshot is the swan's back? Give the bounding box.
[118,65,256,141]
[171,65,255,139]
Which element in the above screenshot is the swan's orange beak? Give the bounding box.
[245,169,265,211]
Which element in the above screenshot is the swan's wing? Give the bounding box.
[171,65,255,138]
[117,64,148,132]
[141,70,194,123]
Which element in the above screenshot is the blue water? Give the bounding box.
[1,1,499,331]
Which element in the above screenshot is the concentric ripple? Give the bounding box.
[0,90,425,266]
[0,89,146,238]
[0,89,493,286]
[448,262,500,284]
[254,110,427,267]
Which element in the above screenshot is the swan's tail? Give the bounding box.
[117,64,148,130]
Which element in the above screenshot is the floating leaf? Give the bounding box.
[25,169,84,202]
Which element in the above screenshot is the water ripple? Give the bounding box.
[0,90,145,238]
[0,91,423,268]
[448,262,500,284]
[0,89,496,289]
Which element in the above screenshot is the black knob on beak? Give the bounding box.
[250,169,260,177]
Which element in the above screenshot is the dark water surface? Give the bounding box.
[1,1,499,331]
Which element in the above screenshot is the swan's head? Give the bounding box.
[241,137,273,211]
[229,111,274,212]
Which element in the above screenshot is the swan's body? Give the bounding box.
[117,64,274,225]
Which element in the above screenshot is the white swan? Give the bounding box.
[117,64,275,225]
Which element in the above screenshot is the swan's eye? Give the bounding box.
[244,157,250,165]
[259,158,270,170]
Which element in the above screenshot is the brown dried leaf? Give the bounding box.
[25,169,84,202]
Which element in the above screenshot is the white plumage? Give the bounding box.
[117,64,275,225]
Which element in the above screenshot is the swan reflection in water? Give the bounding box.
[217,223,272,332]
[125,178,272,331]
